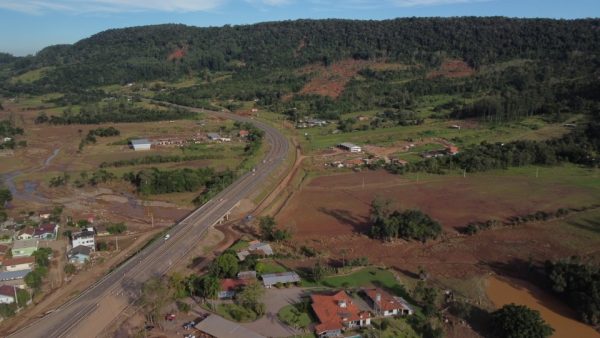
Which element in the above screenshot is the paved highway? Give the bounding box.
[8,106,290,337]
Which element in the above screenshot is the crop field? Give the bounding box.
[276,167,600,279]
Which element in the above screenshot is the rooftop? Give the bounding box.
[0,269,31,281]
[220,278,250,292]
[195,314,265,338]
[262,271,301,286]
[12,239,39,250]
[339,142,360,148]
[130,139,151,145]
[68,245,92,257]
[2,256,35,266]
[365,288,412,312]
[72,228,95,240]
[311,290,371,334]
[0,285,17,298]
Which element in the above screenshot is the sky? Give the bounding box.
[0,0,599,56]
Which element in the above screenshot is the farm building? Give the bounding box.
[130,139,152,151]
[237,270,257,280]
[446,145,460,155]
[236,241,273,261]
[338,142,362,153]
[239,130,250,137]
[207,133,222,141]
[261,271,301,288]
[311,290,371,337]
[12,240,38,257]
[364,288,414,317]
[195,314,265,338]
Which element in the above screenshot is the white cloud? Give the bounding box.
[0,0,226,15]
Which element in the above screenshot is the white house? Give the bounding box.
[338,142,362,153]
[72,228,96,251]
[365,288,414,317]
[130,139,152,151]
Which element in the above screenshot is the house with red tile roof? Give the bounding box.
[2,256,35,272]
[0,285,17,304]
[218,278,250,299]
[311,290,371,337]
[16,227,35,241]
[364,288,414,317]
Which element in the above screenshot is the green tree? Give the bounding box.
[202,276,219,299]
[210,252,239,278]
[140,277,172,323]
[237,281,266,315]
[32,247,52,268]
[491,304,554,338]
[0,188,12,206]
[64,263,76,276]
[259,216,276,241]
[16,289,30,307]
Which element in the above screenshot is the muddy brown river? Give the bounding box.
[486,276,600,338]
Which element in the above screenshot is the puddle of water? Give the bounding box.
[486,275,600,338]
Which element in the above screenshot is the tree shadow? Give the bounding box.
[317,207,369,234]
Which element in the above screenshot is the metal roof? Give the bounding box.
[0,269,31,281]
[130,139,151,145]
[339,142,360,148]
[261,271,301,286]
[207,133,221,139]
[195,314,265,338]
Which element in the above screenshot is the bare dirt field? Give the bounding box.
[276,169,600,278]
[427,59,475,79]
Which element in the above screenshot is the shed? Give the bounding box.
[207,133,222,141]
[338,142,362,153]
[261,271,301,288]
[130,139,152,151]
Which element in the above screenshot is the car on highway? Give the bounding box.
[164,234,170,240]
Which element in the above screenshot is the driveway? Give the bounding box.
[240,287,309,337]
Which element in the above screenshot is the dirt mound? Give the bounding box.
[297,59,373,98]
[427,59,475,79]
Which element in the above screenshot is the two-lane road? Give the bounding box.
[9,105,290,338]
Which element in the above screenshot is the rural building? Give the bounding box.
[239,130,250,138]
[12,239,39,257]
[2,257,35,272]
[130,139,152,151]
[236,241,274,261]
[364,288,414,317]
[38,211,52,220]
[261,271,301,288]
[237,270,257,280]
[0,285,17,304]
[72,228,96,251]
[195,314,265,338]
[0,270,31,284]
[16,228,34,241]
[306,118,328,127]
[218,278,250,299]
[207,133,222,141]
[311,290,371,337]
[67,245,92,264]
[338,142,362,153]
[33,223,59,240]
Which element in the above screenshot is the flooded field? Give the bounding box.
[486,276,600,338]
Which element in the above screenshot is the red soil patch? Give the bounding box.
[276,170,600,278]
[427,59,475,79]
[297,59,374,99]
[167,47,186,61]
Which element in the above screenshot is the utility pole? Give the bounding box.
[115,235,119,251]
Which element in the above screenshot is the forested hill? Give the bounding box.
[3,17,600,91]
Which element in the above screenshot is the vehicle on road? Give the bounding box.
[165,313,176,321]
[164,234,170,240]
[184,334,196,338]
[183,321,196,329]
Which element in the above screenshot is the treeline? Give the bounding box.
[34,103,194,124]
[545,258,600,325]
[386,122,600,175]
[78,127,120,150]
[99,153,224,168]
[0,119,25,150]
[4,18,600,92]
[369,197,442,242]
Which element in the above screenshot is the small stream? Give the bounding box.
[1,148,60,203]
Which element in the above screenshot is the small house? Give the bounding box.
[207,133,222,141]
[0,285,17,304]
[16,228,34,241]
[67,245,92,264]
[2,256,35,272]
[33,223,59,240]
[130,139,152,151]
[338,143,362,153]
[218,278,250,299]
[261,271,301,288]
[237,271,257,280]
[239,130,250,138]
[364,288,414,317]
[446,145,459,155]
[12,239,38,257]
